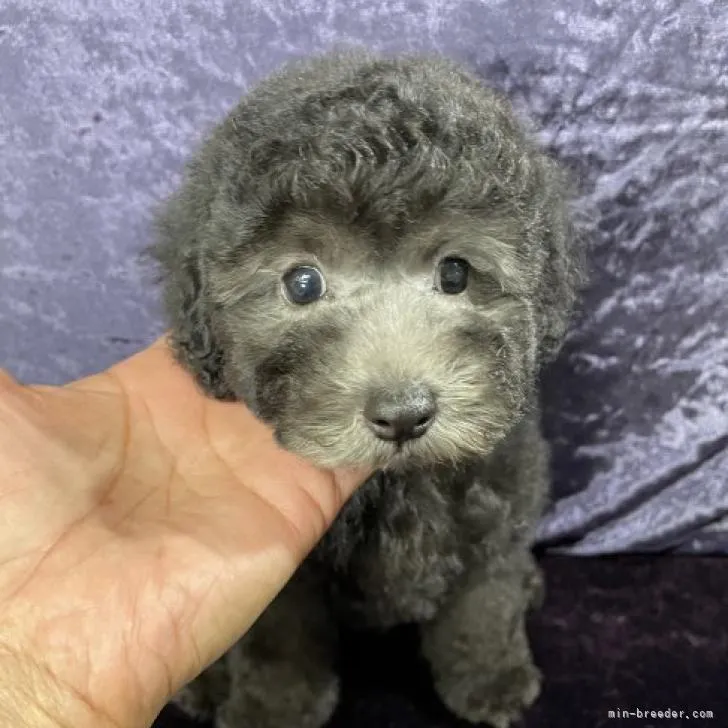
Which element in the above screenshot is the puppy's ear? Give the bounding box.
[168,252,233,399]
[145,193,234,401]
[533,163,586,363]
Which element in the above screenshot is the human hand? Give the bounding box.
[0,337,369,728]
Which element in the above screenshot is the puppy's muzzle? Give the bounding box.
[364,384,437,444]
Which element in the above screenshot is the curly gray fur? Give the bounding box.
[148,49,583,728]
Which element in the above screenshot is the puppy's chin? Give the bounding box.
[274,426,392,472]
[273,426,470,474]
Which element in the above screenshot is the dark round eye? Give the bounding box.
[437,257,469,295]
[282,265,326,304]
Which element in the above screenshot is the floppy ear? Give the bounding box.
[166,251,233,399]
[533,162,586,363]
[145,190,235,401]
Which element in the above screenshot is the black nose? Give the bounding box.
[364,386,437,443]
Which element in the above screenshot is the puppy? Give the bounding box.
[149,49,582,728]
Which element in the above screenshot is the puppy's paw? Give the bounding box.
[435,661,541,728]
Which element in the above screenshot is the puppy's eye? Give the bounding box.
[436,257,469,295]
[282,265,326,304]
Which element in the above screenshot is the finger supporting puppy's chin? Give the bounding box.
[331,466,377,499]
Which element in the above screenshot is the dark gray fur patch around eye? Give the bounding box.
[253,349,297,421]
[253,319,344,420]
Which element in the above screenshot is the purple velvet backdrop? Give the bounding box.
[1,0,727,554]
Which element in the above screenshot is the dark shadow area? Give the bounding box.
[154,555,727,728]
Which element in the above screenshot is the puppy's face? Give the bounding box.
[205,211,539,472]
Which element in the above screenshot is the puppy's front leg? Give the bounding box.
[420,548,543,728]
[216,565,339,728]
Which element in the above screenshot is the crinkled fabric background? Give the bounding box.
[1,0,726,554]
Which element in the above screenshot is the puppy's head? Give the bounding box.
[150,51,580,471]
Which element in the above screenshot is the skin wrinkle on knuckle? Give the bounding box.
[288,472,337,545]
[243,479,312,560]
[264,466,329,555]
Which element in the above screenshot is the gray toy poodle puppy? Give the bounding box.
[149,49,582,728]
